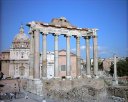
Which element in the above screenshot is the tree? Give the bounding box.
[0,71,4,80]
[98,61,103,71]
[109,58,128,77]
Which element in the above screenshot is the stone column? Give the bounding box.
[85,36,91,77]
[93,35,98,77]
[66,36,71,77]
[42,34,47,77]
[29,32,34,78]
[34,30,40,79]
[113,54,118,85]
[54,34,59,77]
[76,36,81,76]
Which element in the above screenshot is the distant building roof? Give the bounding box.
[1,49,10,53]
[0,53,2,59]
[59,49,76,56]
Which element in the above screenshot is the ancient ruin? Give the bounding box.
[27,17,98,79]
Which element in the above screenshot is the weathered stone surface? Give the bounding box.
[107,86,128,101]
[50,17,76,28]
[41,77,128,102]
[42,77,106,102]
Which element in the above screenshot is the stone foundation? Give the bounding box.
[27,79,43,96]
[26,77,128,101]
[41,77,108,102]
[107,86,128,101]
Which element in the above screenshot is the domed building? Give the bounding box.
[12,25,30,49]
[0,25,30,78]
[9,25,30,78]
[0,25,84,79]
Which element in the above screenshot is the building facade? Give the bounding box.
[0,25,84,79]
[1,26,30,78]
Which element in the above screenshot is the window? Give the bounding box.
[61,65,66,71]
[3,55,5,59]
[21,52,24,58]
[22,44,24,47]
[19,66,25,76]
[16,52,18,56]
[27,52,29,56]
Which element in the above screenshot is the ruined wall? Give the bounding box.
[107,86,128,101]
[43,77,107,102]
[42,77,127,102]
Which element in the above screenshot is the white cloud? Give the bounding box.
[71,48,76,52]
[71,45,114,56]
[71,45,86,52]
[80,45,86,50]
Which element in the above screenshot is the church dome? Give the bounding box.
[12,25,30,49]
[13,25,29,43]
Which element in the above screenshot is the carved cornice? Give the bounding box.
[27,18,98,37]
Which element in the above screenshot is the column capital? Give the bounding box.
[33,29,40,32]
[92,29,98,37]
[29,32,34,38]
[74,35,81,38]
[28,29,33,34]
[92,35,98,38]
[64,35,71,37]
[53,33,60,36]
[41,31,48,35]
[84,36,91,39]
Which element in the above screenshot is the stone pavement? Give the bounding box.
[0,98,38,102]
[0,89,126,102]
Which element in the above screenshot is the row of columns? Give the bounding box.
[29,30,98,79]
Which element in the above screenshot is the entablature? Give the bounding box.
[27,19,98,37]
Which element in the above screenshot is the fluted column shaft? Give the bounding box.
[76,37,81,76]
[42,34,47,77]
[54,34,59,77]
[34,30,40,79]
[66,36,71,76]
[93,35,98,76]
[85,36,91,77]
[29,32,34,78]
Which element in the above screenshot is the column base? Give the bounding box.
[54,77,61,79]
[95,76,99,79]
[27,78,43,96]
[29,76,33,79]
[112,80,118,86]
[87,75,92,78]
[66,76,72,79]
[76,76,82,79]
[41,77,48,80]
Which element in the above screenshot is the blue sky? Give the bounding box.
[0,0,128,59]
